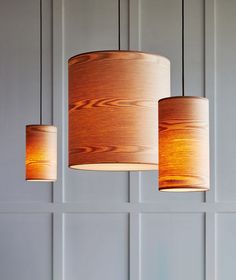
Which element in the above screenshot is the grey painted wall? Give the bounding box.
[0,0,235,279]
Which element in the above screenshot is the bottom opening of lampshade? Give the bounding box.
[69,163,158,171]
[159,187,209,192]
[26,179,56,182]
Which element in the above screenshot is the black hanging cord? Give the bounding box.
[39,0,43,124]
[182,0,185,97]
[118,0,121,50]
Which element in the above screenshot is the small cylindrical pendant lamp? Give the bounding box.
[25,0,57,182]
[26,125,57,181]
[158,96,209,191]
[68,51,170,171]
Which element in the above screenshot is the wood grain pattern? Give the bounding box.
[68,51,170,170]
[158,96,209,191]
[26,125,57,181]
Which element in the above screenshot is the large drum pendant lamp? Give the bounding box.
[158,0,209,191]
[25,0,57,181]
[68,51,170,170]
[158,97,209,191]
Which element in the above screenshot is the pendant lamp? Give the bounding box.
[25,0,57,181]
[68,51,170,171]
[158,0,209,191]
[68,0,170,171]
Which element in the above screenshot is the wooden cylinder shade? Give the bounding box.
[68,51,170,171]
[158,96,209,191]
[26,125,57,181]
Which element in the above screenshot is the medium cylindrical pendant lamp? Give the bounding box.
[158,96,209,191]
[26,125,57,181]
[68,51,170,171]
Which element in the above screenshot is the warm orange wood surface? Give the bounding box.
[26,125,57,181]
[158,96,209,191]
[68,51,170,170]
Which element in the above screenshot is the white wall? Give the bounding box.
[0,0,235,279]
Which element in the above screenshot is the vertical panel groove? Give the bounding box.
[129,213,141,280]
[205,213,216,280]
[204,2,216,278]
[205,0,216,203]
[52,0,64,279]
[129,172,141,280]
[128,2,141,277]
[53,213,64,280]
[129,0,141,50]
[120,0,130,50]
[52,0,65,203]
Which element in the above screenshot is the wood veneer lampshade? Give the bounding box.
[158,96,209,191]
[68,51,170,171]
[26,125,57,181]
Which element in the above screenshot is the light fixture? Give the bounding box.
[25,0,57,181]
[67,0,170,171]
[26,125,57,181]
[158,0,209,191]
[68,51,170,171]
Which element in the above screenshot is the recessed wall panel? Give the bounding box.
[140,0,204,97]
[65,171,129,202]
[141,213,204,280]
[64,213,128,280]
[215,0,236,201]
[140,0,181,96]
[216,214,236,280]
[0,214,52,280]
[64,0,118,56]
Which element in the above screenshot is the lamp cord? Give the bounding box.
[182,0,185,97]
[118,0,121,50]
[39,0,43,124]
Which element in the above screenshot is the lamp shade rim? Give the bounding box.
[26,178,57,182]
[68,50,170,65]
[159,96,209,103]
[69,162,158,171]
[159,187,209,192]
